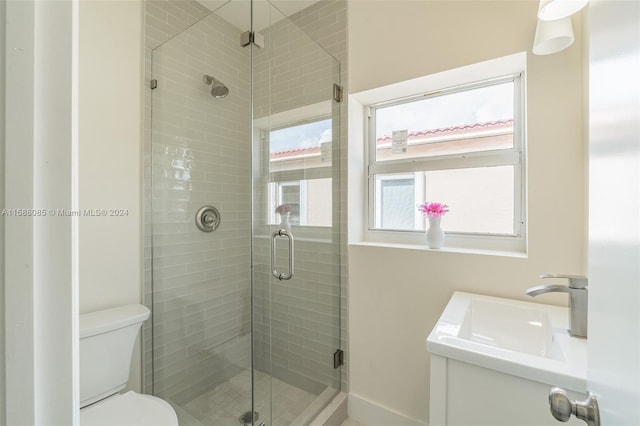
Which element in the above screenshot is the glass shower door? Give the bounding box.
[147,1,342,424]
[148,4,254,424]
[252,3,342,424]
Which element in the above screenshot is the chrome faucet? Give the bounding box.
[526,274,588,338]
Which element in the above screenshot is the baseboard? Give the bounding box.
[348,393,427,426]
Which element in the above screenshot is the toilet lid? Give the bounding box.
[80,391,178,426]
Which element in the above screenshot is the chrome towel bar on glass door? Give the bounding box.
[271,229,294,281]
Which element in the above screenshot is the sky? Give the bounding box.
[267,81,514,153]
[269,118,332,153]
[376,81,514,138]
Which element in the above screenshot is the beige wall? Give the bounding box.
[78,0,143,390]
[348,1,586,423]
[78,0,143,312]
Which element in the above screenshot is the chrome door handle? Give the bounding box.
[271,229,294,281]
[549,388,600,426]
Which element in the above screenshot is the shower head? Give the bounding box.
[211,84,229,99]
[203,74,229,99]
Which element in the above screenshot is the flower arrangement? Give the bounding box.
[275,204,292,214]
[417,201,449,217]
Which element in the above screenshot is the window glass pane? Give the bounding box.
[424,166,514,234]
[306,178,332,226]
[373,166,515,235]
[281,183,300,216]
[268,178,332,227]
[377,175,416,230]
[375,81,514,161]
[267,117,334,228]
[270,118,332,171]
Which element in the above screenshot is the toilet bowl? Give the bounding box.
[80,391,177,426]
[80,391,178,426]
[79,304,178,425]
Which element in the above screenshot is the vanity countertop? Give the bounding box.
[427,291,587,392]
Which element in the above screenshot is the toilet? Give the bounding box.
[79,304,178,426]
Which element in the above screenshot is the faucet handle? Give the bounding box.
[540,274,588,289]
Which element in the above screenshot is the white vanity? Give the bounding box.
[427,292,587,426]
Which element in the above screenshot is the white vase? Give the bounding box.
[279,212,291,230]
[426,216,445,249]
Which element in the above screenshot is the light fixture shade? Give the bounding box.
[532,17,575,55]
[538,0,589,21]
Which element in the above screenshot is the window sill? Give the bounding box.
[359,229,527,258]
[350,240,527,258]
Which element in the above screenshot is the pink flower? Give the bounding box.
[275,204,292,214]
[417,202,449,217]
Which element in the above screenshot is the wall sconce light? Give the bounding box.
[532,16,575,55]
[532,0,587,55]
[538,0,589,21]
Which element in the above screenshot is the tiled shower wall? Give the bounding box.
[142,0,349,403]
[143,0,252,404]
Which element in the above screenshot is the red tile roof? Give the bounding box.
[269,119,514,159]
[270,146,321,160]
[375,119,514,145]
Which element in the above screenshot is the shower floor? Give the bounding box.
[180,369,317,425]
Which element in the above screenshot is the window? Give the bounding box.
[267,118,333,227]
[367,74,525,250]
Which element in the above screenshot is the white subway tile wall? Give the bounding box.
[142,0,349,411]
[145,4,252,405]
[143,0,213,399]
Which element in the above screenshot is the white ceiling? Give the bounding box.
[197,0,322,32]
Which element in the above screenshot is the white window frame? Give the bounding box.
[364,72,527,253]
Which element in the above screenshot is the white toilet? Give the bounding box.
[79,304,178,426]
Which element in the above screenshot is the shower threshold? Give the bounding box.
[178,369,325,425]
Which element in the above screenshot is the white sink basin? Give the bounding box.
[459,298,563,360]
[427,292,587,391]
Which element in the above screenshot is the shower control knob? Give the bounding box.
[203,212,215,225]
[195,205,221,232]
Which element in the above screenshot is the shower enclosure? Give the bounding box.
[145,1,342,424]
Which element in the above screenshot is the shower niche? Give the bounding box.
[144,1,342,425]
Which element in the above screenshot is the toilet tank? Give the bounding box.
[80,304,150,407]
